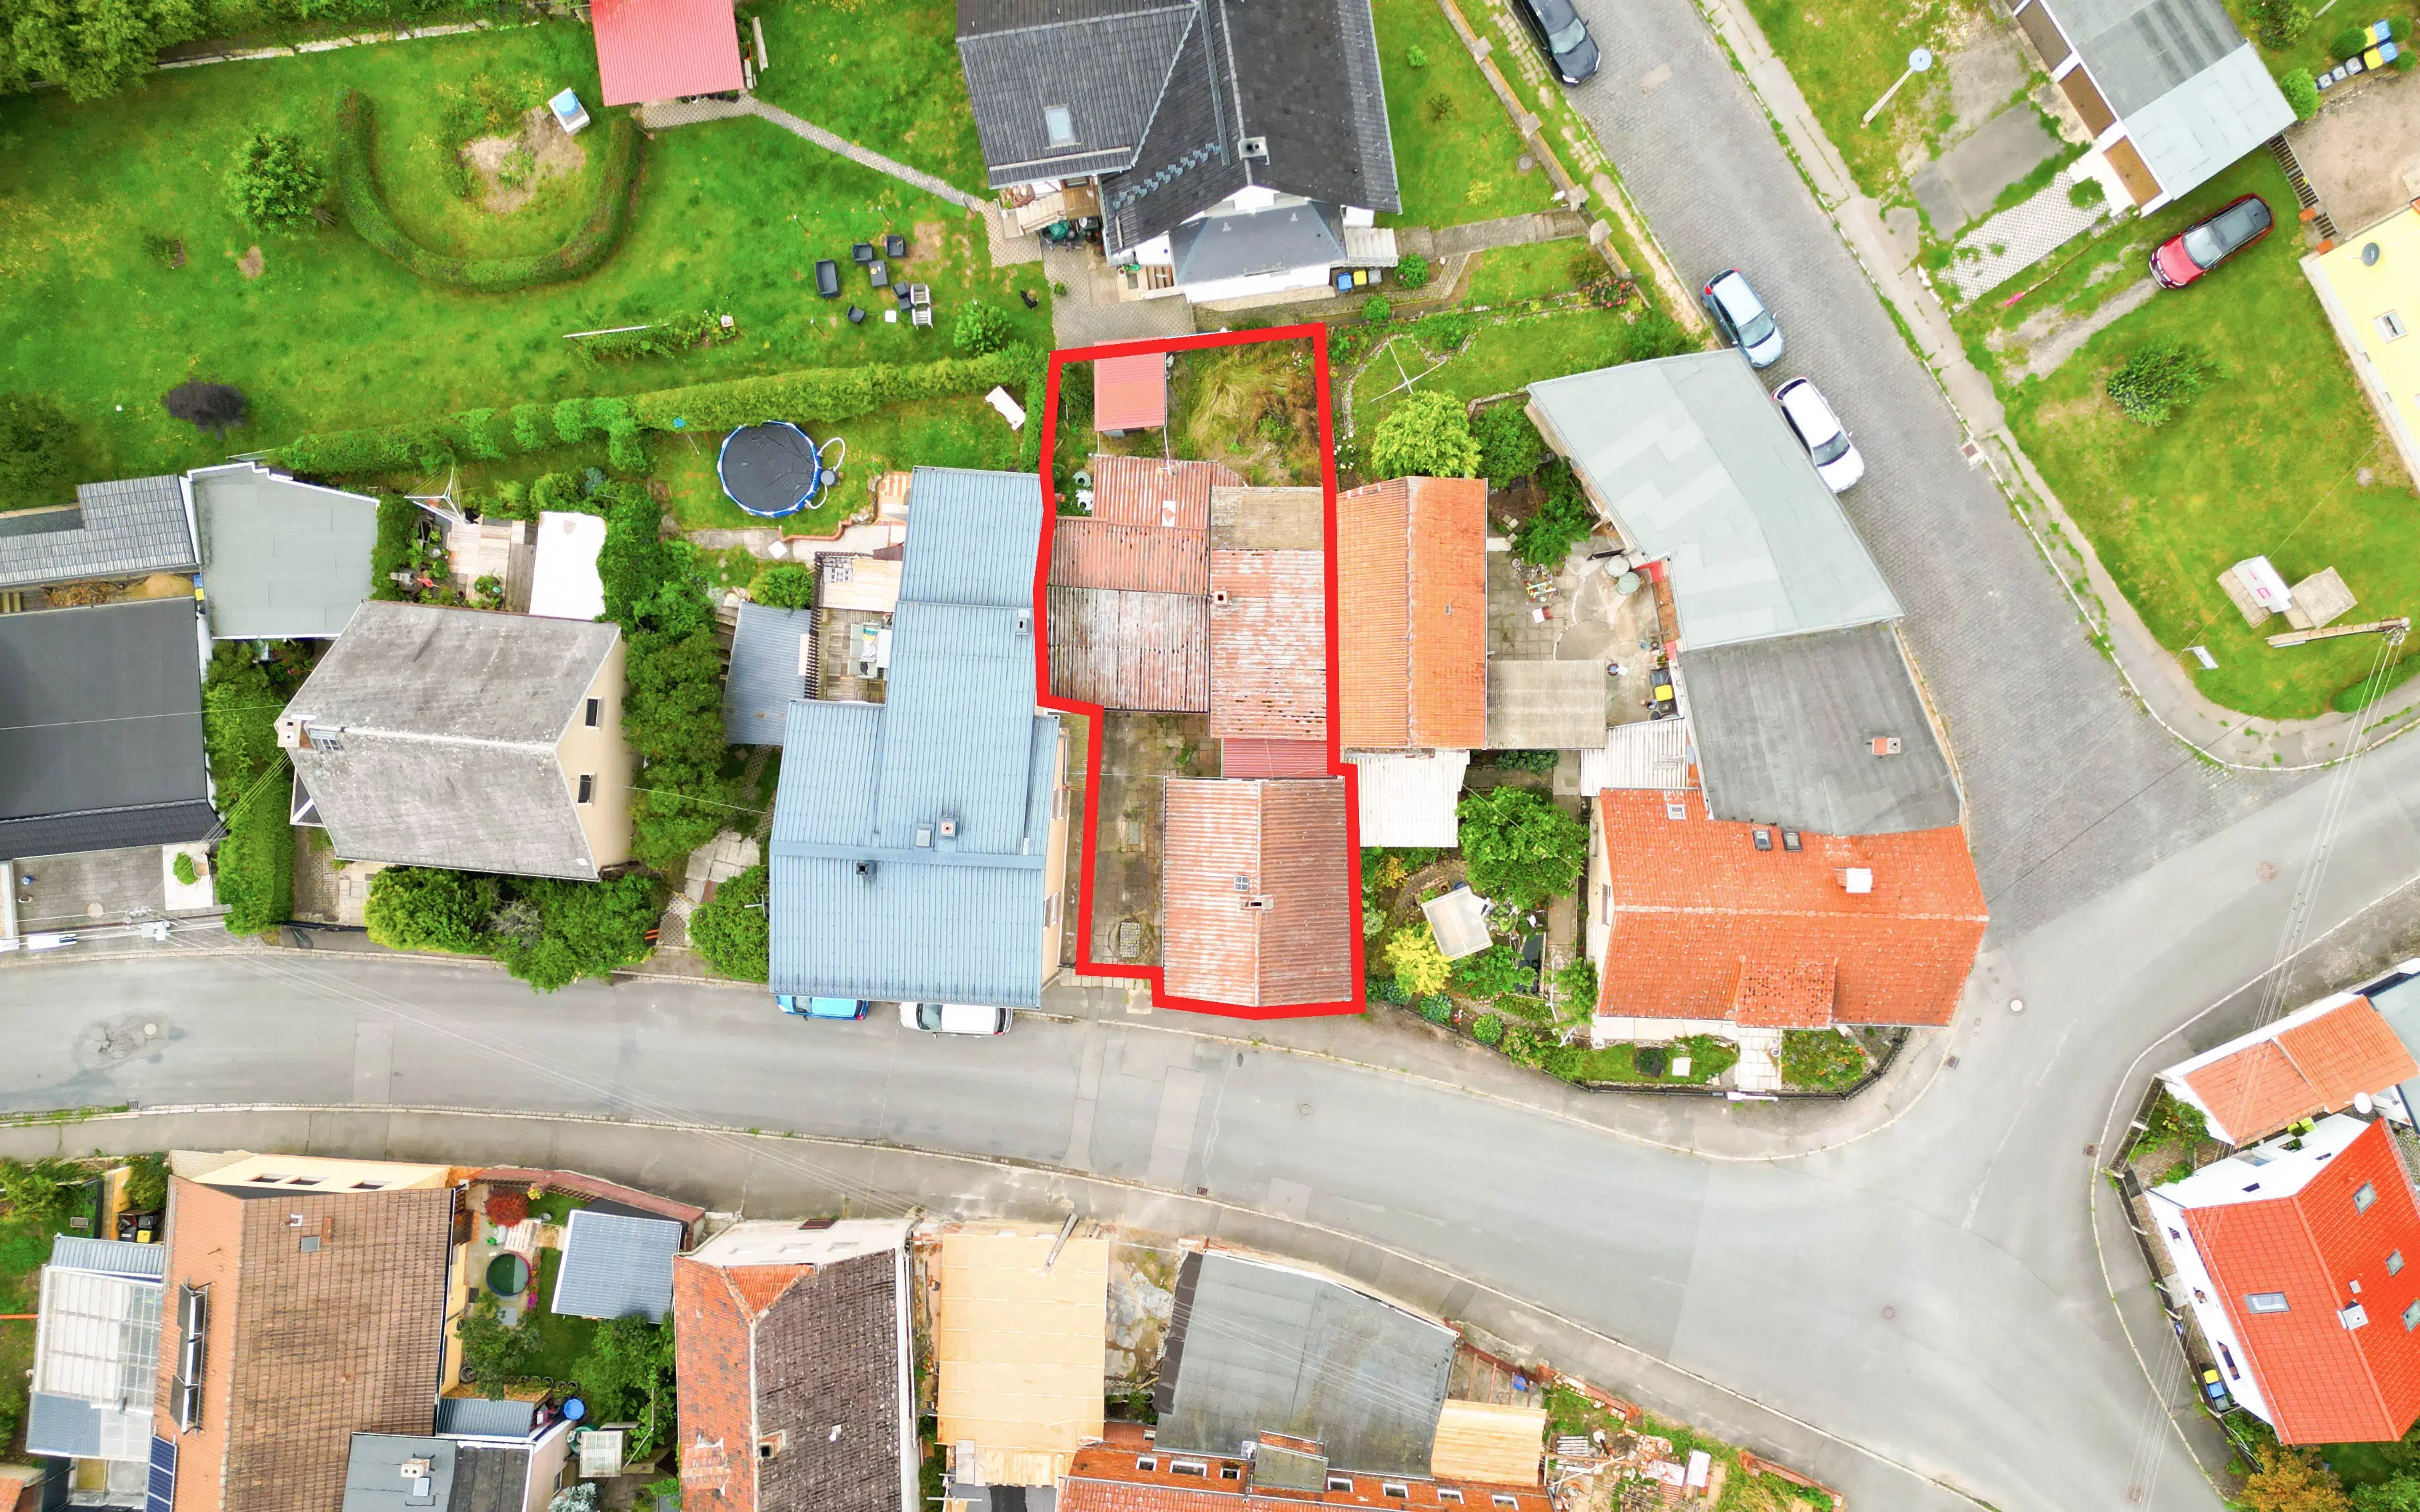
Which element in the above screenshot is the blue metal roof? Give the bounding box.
[549,1209,682,1322]
[768,468,1060,1008]
[722,601,818,746]
[29,1391,102,1459]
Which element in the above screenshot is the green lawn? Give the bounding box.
[1463,241,1594,306]
[1351,304,1691,437]
[0,18,1049,506]
[1538,1034,1740,1085]
[1368,0,1562,227]
[651,394,1026,531]
[1983,153,2420,719]
[744,0,988,193]
[1738,0,1988,203]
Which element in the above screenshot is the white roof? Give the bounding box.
[1580,717,1692,793]
[1346,750,1468,847]
[2148,1111,2369,1213]
[2125,44,2297,205]
[527,511,608,622]
[685,1216,910,1269]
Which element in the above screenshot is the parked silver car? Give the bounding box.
[1701,269,1784,368]
[1773,377,1865,492]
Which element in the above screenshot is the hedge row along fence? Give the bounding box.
[335,89,646,294]
[270,346,1042,476]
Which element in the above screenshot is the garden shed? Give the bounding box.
[589,0,745,108]
[1092,353,1166,433]
[550,1208,685,1323]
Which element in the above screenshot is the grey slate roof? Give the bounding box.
[769,468,1062,1007]
[283,603,618,879]
[550,1209,683,1322]
[0,476,196,593]
[0,597,213,863]
[2035,0,2291,201]
[723,602,817,746]
[1154,1251,1454,1477]
[191,463,377,640]
[1170,201,1344,284]
[1527,353,1901,651]
[1681,623,1963,837]
[958,0,1399,254]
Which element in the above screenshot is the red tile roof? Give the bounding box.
[1220,739,1330,777]
[2179,998,2419,1145]
[1056,1438,1552,1510]
[589,0,744,107]
[1094,354,1168,431]
[1162,778,1353,1007]
[2186,1119,2420,1443]
[1089,455,1238,530]
[1336,478,1487,751]
[1052,521,1210,595]
[1592,791,1987,1027]
[1210,550,1327,742]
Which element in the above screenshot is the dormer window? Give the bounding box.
[1044,105,1077,147]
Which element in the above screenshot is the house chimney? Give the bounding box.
[1871,736,1903,756]
[1841,868,1874,894]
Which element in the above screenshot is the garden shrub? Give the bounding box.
[952,299,1015,356]
[2105,341,2211,427]
[458,407,505,461]
[553,397,591,445]
[1484,749,1558,773]
[1396,253,1430,289]
[1457,786,1588,911]
[2333,23,2370,57]
[2067,176,2108,209]
[1471,1013,1506,1046]
[371,494,417,599]
[689,862,769,981]
[366,866,501,953]
[202,644,298,934]
[483,1189,530,1225]
[1384,923,1451,998]
[2240,1446,2343,1512]
[494,875,660,991]
[1634,1045,1669,1077]
[172,852,199,886]
[606,420,649,474]
[225,130,325,233]
[1363,294,1393,323]
[750,563,818,609]
[121,1154,168,1213]
[2247,0,2311,50]
[1472,402,1544,484]
[1513,461,1595,565]
[574,311,732,363]
[2142,1089,2211,1149]
[2280,68,2319,121]
[1450,943,1530,998]
[0,1159,85,1231]
[1406,43,1429,67]
[1413,311,1474,349]
[1493,993,1552,1021]
[1554,955,1597,1009]
[1369,390,1479,479]
[0,391,75,498]
[335,91,644,293]
[1778,1029,1868,1091]
[1418,995,1452,1023]
[511,403,549,451]
[1364,973,1410,1006]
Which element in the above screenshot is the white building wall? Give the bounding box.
[2145,1187,2275,1429]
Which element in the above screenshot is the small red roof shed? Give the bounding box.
[1094,353,1167,431]
[591,0,745,108]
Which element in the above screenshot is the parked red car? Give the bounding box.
[2151,195,2274,288]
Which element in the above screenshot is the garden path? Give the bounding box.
[634,94,984,212]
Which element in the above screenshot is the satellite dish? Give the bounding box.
[2357,1090,2376,1114]
[1909,47,1935,70]
[2365,242,2383,266]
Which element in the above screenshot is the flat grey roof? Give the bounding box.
[2044,0,2239,114]
[1155,1251,1454,1477]
[1484,659,1605,750]
[345,1434,528,1512]
[1527,353,1901,650]
[723,601,816,746]
[1682,623,1963,836]
[0,476,196,593]
[0,597,213,863]
[551,1209,682,1322]
[191,463,377,639]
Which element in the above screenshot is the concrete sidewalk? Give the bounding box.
[1694,0,2420,773]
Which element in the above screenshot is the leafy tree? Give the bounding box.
[750,563,817,609]
[1473,403,1543,483]
[574,1315,675,1432]
[2249,0,2312,49]
[2243,1446,2349,1512]
[365,867,501,953]
[1457,787,1588,912]
[625,629,728,766]
[223,131,326,233]
[690,862,769,982]
[1634,1045,1669,1077]
[629,763,736,874]
[0,1158,83,1230]
[163,379,248,437]
[1450,943,1529,998]
[1384,924,1450,999]
[2355,1475,2420,1512]
[0,0,203,102]
[483,1189,530,1225]
[1369,391,1480,480]
[121,1153,168,1213]
[201,643,286,786]
[454,1293,542,1395]
[1553,955,1597,1009]
[953,300,1014,356]
[2106,341,2211,427]
[2279,67,2319,121]
[493,874,660,992]
[0,392,73,497]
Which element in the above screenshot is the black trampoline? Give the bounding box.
[718,422,826,518]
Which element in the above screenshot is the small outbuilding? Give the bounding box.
[1092,353,1166,433]
[191,463,377,640]
[589,0,744,107]
[550,1208,685,1323]
[527,511,608,623]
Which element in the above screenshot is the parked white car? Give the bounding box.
[899,1002,1014,1035]
[1772,377,1865,492]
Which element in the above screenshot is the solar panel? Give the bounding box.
[147,1433,177,1512]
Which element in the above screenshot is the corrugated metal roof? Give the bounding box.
[589,0,745,107]
[1528,354,1901,650]
[1682,624,1963,835]
[1580,719,1692,794]
[433,1397,537,1439]
[191,464,376,640]
[0,475,195,593]
[1160,778,1352,1006]
[1088,455,1236,529]
[1209,550,1326,742]
[1047,586,1208,711]
[722,602,817,746]
[1219,738,1328,777]
[1050,520,1208,595]
[899,467,1048,609]
[1158,1251,1453,1476]
[1094,353,1167,431]
[551,1209,684,1322]
[51,1237,168,1279]
[1347,750,1466,847]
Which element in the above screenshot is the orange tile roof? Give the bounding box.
[1592,791,1987,1027]
[2179,999,2419,1145]
[1336,478,1487,751]
[1056,1439,1553,1510]
[2185,1119,2420,1443]
[1162,778,1353,1007]
[1210,550,1328,743]
[1053,521,1210,595]
[1094,355,1168,431]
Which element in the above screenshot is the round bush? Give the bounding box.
[1471,1013,1505,1046]
[2280,68,2319,120]
[225,130,325,234]
[1363,294,1393,323]
[1634,1045,1670,1077]
[483,1189,530,1226]
[2333,23,2370,56]
[1418,994,1452,1024]
[1396,253,1430,290]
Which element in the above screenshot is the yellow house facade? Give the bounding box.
[2305,206,2420,482]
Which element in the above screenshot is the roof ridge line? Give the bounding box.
[1610,903,1991,921]
[960,0,1195,43]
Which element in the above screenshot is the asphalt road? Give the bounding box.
[1556,0,2282,935]
[20,725,2420,1512]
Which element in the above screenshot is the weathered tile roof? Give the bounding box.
[589,0,744,106]
[1049,455,1234,596]
[1592,791,1987,1027]
[1161,778,1352,1007]
[0,475,195,593]
[1336,477,1486,751]
[1209,551,1326,742]
[1048,586,1208,711]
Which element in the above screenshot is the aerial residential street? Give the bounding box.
[16,718,2420,1511]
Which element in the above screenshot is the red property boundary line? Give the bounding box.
[1032,323,1365,1020]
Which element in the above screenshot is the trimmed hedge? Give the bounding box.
[271,347,1040,476]
[335,89,645,294]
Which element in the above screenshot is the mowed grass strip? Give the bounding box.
[1368,0,1562,227]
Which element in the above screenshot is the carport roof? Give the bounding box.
[1527,353,1900,649]
[722,601,816,745]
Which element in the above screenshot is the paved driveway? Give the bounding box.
[1556,0,2281,932]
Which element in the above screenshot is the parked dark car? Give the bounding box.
[2151,195,2273,288]
[1512,0,1600,83]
